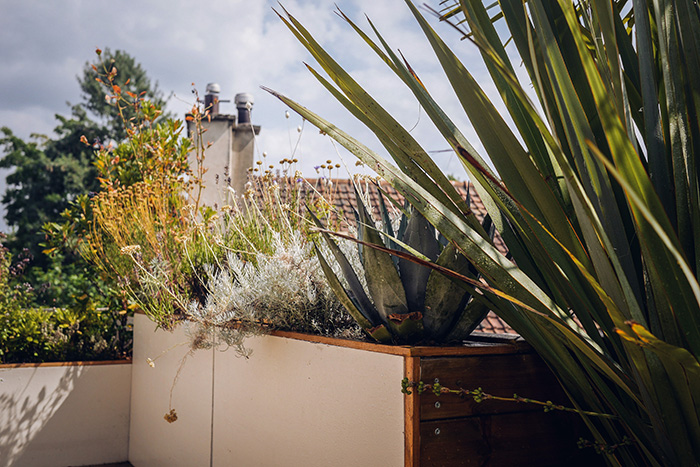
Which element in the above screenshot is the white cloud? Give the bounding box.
[3,0,536,233]
[0,0,505,181]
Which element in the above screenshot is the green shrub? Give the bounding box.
[0,307,127,364]
[0,236,129,363]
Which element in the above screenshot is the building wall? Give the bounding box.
[187,115,259,209]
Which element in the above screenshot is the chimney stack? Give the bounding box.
[187,84,260,207]
[204,82,221,115]
[235,92,254,124]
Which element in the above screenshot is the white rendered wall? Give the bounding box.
[213,333,405,467]
[130,314,405,467]
[0,361,131,467]
[128,315,214,467]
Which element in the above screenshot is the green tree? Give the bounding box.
[78,48,169,139]
[0,49,167,306]
[0,107,107,268]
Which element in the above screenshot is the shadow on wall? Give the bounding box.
[0,365,83,466]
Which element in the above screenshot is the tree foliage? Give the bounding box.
[0,107,107,268]
[78,48,169,139]
[0,49,167,308]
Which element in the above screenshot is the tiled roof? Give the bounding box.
[475,311,518,335]
[303,177,508,255]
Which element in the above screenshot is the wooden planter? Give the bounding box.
[403,344,596,466]
[0,359,131,467]
[130,314,595,466]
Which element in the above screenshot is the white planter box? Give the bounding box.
[0,359,131,467]
[130,314,592,467]
[129,313,405,467]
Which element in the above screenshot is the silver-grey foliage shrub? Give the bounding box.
[185,230,362,356]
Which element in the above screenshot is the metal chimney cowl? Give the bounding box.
[204,82,221,115]
[186,85,259,208]
[235,92,254,124]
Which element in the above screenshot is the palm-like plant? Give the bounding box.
[268,1,700,464]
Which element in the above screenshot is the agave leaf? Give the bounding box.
[397,206,440,313]
[351,204,364,264]
[373,182,400,269]
[374,183,397,247]
[423,241,476,339]
[314,244,392,343]
[397,199,409,241]
[353,185,410,335]
[307,207,380,326]
[387,312,424,343]
[443,298,491,342]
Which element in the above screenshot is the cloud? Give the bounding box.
[0,0,498,181]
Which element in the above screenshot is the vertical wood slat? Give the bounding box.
[404,356,421,467]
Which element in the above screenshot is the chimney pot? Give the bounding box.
[235,92,254,124]
[204,82,221,115]
[206,82,221,94]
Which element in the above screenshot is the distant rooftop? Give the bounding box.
[300,177,509,255]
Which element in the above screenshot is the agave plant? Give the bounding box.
[311,182,493,344]
[269,0,700,465]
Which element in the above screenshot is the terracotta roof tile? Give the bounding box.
[475,311,518,335]
[301,177,508,254]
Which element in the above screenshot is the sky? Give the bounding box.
[0,0,515,231]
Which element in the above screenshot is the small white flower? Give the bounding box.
[120,245,141,255]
